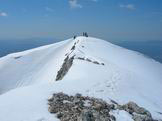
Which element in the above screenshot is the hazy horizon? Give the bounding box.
[0,38,162,64]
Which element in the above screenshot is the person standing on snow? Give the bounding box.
[73,35,77,39]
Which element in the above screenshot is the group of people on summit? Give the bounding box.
[73,32,88,39]
[83,32,88,37]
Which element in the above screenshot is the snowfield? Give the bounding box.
[0,36,162,121]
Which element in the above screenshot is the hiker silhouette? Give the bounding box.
[83,32,88,37]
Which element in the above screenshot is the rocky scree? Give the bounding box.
[48,93,157,121]
[48,92,116,121]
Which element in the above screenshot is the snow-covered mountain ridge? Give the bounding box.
[0,36,162,121]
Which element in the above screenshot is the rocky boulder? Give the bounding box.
[48,92,115,121]
[48,93,157,121]
[118,101,156,121]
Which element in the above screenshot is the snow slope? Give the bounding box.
[0,36,162,121]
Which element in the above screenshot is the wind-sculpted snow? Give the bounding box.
[0,39,75,94]
[0,36,162,121]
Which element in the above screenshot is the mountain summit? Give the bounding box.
[0,36,162,121]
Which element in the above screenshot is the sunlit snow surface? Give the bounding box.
[0,37,162,121]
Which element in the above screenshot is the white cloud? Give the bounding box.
[120,4,136,10]
[68,0,98,9]
[152,12,162,16]
[69,0,82,9]
[91,0,98,2]
[45,7,54,12]
[0,11,8,17]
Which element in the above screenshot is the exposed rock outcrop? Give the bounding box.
[76,57,105,66]
[56,40,78,81]
[117,101,157,121]
[48,93,158,121]
[93,61,100,65]
[56,56,75,81]
[56,38,105,81]
[118,101,151,116]
[48,92,115,121]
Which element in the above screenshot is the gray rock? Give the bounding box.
[78,109,115,121]
[86,58,92,62]
[56,56,75,81]
[14,56,22,59]
[101,63,105,66]
[77,57,85,60]
[48,93,156,121]
[121,101,151,117]
[71,45,75,50]
[117,101,156,121]
[78,109,95,121]
[133,113,154,121]
[48,92,116,121]
[93,61,100,65]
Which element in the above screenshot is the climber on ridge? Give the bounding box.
[73,35,77,39]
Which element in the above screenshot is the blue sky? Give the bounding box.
[0,0,162,41]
